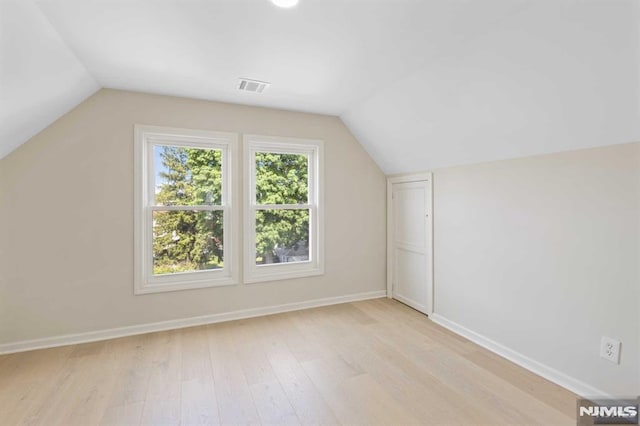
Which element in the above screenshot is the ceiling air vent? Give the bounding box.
[237,78,270,93]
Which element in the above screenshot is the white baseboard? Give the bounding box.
[0,290,386,355]
[430,313,611,399]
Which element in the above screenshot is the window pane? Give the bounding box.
[255,209,309,265]
[255,152,308,204]
[154,145,222,206]
[153,210,223,274]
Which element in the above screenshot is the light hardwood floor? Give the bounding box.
[0,298,578,425]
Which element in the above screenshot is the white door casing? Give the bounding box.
[387,173,433,315]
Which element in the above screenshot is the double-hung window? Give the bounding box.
[134,125,238,294]
[243,135,324,283]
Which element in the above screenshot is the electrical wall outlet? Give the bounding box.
[600,337,621,364]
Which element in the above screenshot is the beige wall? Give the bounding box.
[433,142,640,396]
[0,89,386,344]
[0,158,9,341]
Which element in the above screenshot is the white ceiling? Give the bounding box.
[343,0,640,173]
[1,0,639,171]
[0,0,98,159]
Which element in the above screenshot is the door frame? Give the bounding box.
[386,172,434,315]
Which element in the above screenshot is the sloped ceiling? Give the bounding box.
[0,0,99,159]
[342,0,640,173]
[1,0,638,171]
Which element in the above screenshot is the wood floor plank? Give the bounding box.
[0,299,580,426]
[417,346,574,425]
[0,346,74,425]
[100,402,145,426]
[206,323,261,425]
[181,379,220,426]
[181,327,214,383]
[262,316,340,425]
[140,399,180,426]
[338,374,421,425]
[102,333,160,411]
[180,327,220,426]
[34,341,119,425]
[272,312,337,363]
[336,324,504,425]
[462,349,578,418]
[140,330,183,425]
[249,380,300,425]
[231,319,279,386]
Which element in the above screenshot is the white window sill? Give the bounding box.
[134,277,238,295]
[244,267,324,284]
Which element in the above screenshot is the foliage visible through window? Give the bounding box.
[137,128,322,292]
[136,126,237,294]
[254,152,310,265]
[152,145,224,274]
[255,153,308,204]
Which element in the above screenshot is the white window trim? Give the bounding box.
[134,125,239,294]
[243,134,325,284]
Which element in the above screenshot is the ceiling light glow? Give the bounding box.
[270,0,298,8]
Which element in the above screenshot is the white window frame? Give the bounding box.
[134,125,238,294]
[243,135,324,283]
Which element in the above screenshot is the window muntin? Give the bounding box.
[244,136,324,283]
[135,126,237,294]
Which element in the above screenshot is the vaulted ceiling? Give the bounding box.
[2,0,639,172]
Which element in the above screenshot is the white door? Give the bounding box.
[390,178,432,315]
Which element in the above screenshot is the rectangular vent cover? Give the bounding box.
[238,78,270,93]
